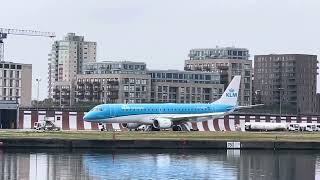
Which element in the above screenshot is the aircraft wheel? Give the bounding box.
[151,126,160,131]
[172,125,182,131]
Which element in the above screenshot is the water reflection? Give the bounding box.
[0,149,318,180]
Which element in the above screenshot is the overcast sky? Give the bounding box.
[1,0,320,100]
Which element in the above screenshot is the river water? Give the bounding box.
[0,149,319,180]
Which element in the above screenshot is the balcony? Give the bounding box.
[77,81,84,86]
[53,88,60,93]
[85,87,93,91]
[107,81,119,85]
[85,94,93,99]
[217,65,228,70]
[76,88,85,92]
[61,89,70,92]
[76,94,84,99]
[108,88,119,92]
[62,95,70,99]
[93,88,102,92]
[93,95,101,100]
[219,70,229,76]
[92,87,101,91]
[93,81,101,86]
[53,95,60,99]
[61,92,70,95]
[61,101,70,105]
[108,94,119,99]
[202,67,211,71]
[85,81,92,85]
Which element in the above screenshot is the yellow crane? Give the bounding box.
[0,28,55,61]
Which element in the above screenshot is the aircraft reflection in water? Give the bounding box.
[0,149,319,180]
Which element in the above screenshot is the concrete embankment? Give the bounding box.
[1,138,320,150]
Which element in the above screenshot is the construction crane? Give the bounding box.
[0,28,55,61]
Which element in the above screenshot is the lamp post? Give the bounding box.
[278,88,284,120]
[36,78,41,110]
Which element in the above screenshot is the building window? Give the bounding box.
[16,71,20,79]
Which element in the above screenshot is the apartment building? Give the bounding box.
[73,61,150,104]
[48,33,96,99]
[148,70,224,103]
[82,61,146,75]
[51,81,73,107]
[189,47,249,60]
[185,47,252,105]
[75,73,150,104]
[254,54,318,114]
[0,62,32,106]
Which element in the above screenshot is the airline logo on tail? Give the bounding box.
[226,88,238,98]
[213,75,241,106]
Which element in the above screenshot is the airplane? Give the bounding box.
[83,75,252,131]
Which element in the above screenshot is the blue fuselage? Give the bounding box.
[83,103,233,122]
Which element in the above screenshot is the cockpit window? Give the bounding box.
[90,107,103,112]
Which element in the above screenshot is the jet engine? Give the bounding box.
[153,118,173,129]
[121,123,141,129]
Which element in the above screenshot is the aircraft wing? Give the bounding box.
[234,104,264,110]
[161,112,227,123]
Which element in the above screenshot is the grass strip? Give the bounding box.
[0,131,319,142]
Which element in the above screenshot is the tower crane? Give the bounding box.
[0,28,55,61]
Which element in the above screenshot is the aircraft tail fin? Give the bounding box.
[213,75,241,106]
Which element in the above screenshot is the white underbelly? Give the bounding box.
[96,112,225,124]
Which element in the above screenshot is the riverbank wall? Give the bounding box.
[1,138,320,150]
